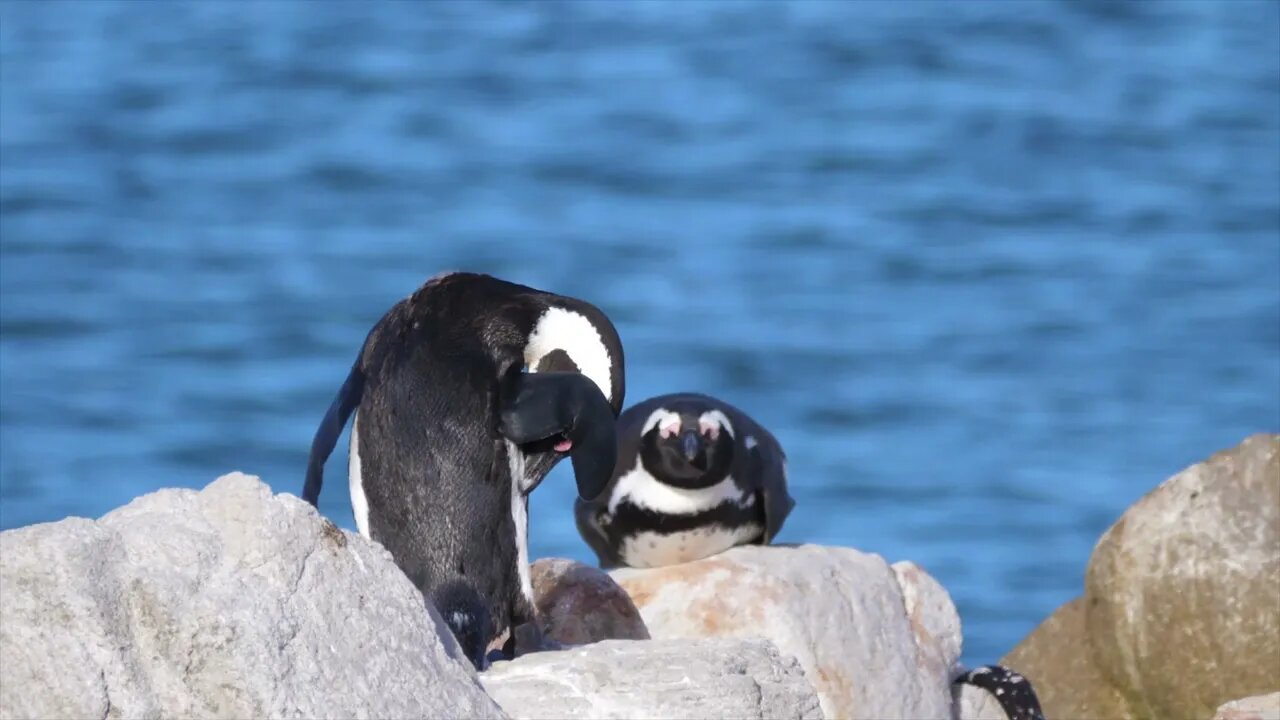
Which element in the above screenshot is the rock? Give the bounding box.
[1003,434,1280,720]
[610,544,961,720]
[0,472,504,720]
[1214,692,1280,720]
[479,637,823,720]
[953,681,1012,720]
[529,557,649,646]
[1086,433,1280,720]
[1000,597,1130,720]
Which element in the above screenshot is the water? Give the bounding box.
[1,0,1277,667]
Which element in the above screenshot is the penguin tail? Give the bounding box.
[302,355,365,507]
[953,664,1046,720]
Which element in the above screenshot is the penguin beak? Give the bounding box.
[680,429,700,462]
[566,390,618,502]
[496,370,617,502]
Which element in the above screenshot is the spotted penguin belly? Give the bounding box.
[619,523,763,568]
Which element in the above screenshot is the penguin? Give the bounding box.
[952,665,1046,720]
[301,271,625,669]
[574,392,794,569]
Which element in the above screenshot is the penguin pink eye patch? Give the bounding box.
[698,419,720,440]
[658,419,681,439]
[658,417,721,440]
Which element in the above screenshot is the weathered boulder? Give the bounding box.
[480,637,823,720]
[529,557,649,646]
[1000,597,1129,720]
[0,472,504,720]
[1003,433,1280,720]
[610,544,962,720]
[1214,692,1280,720]
[1087,432,1280,720]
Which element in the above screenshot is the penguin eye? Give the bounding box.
[659,420,681,439]
[699,420,719,440]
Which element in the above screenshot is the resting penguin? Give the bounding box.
[301,271,625,669]
[574,392,794,569]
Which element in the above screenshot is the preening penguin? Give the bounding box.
[302,272,625,668]
[574,392,794,569]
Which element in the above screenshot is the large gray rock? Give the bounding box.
[480,637,823,720]
[530,557,649,646]
[1003,433,1280,720]
[1086,433,1280,720]
[610,544,962,720]
[1000,597,1130,720]
[0,472,504,720]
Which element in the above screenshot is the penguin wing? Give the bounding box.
[573,497,623,569]
[301,301,400,507]
[302,353,365,506]
[749,431,795,544]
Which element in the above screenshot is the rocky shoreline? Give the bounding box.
[2,434,1277,719]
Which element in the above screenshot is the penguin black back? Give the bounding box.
[303,272,625,668]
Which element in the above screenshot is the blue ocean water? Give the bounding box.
[1,0,1277,667]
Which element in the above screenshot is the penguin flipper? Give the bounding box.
[752,439,795,544]
[302,355,365,507]
[573,498,621,568]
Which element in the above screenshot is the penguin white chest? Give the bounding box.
[619,524,763,568]
[604,462,763,567]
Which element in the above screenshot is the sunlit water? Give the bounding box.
[2,0,1277,666]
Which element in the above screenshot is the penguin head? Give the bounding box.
[509,299,626,499]
[523,302,625,414]
[640,408,735,489]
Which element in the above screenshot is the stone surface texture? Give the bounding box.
[1000,597,1130,720]
[610,543,962,720]
[529,557,649,646]
[1004,433,1280,720]
[1214,692,1280,720]
[1086,433,1280,720]
[952,681,1012,720]
[0,472,504,720]
[480,637,824,720]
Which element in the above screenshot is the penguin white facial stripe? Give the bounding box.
[697,410,734,438]
[608,460,744,515]
[348,413,371,539]
[524,307,614,403]
[506,441,534,607]
[641,409,682,437]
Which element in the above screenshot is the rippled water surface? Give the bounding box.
[2,1,1278,665]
